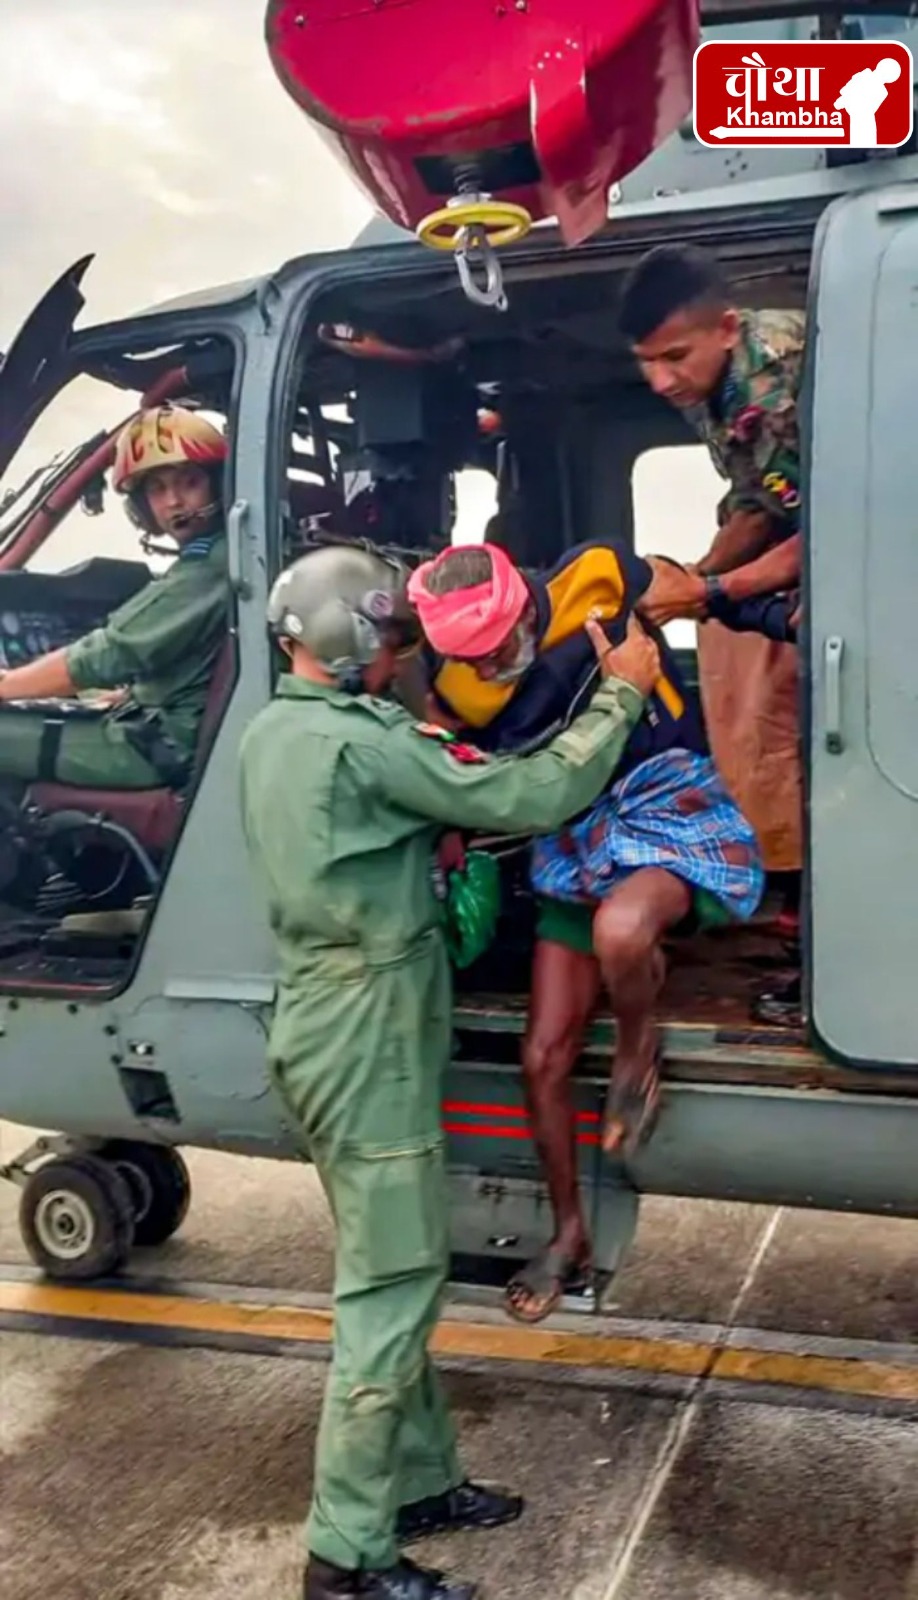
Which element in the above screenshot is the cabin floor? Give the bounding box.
[451,877,918,1097]
[657,918,800,1035]
[455,874,803,1036]
[457,918,801,1032]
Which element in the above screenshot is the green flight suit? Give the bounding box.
[238,669,645,1573]
[0,530,229,789]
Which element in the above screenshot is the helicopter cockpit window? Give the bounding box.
[0,331,238,1000]
[0,357,231,577]
[1,373,147,574]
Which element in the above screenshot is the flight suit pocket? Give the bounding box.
[331,1138,449,1285]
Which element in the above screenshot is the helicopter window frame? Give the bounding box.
[0,328,242,576]
[0,319,247,1004]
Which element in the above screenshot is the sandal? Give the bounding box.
[503,1241,593,1325]
[751,974,802,1028]
[602,1051,662,1160]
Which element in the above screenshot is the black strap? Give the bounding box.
[37,717,65,782]
[119,710,192,786]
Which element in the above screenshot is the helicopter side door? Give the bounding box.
[806,180,918,1068]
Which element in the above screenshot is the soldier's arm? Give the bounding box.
[695,508,775,577]
[0,648,77,701]
[713,532,801,604]
[65,560,228,691]
[365,675,646,835]
[704,584,799,643]
[643,523,801,627]
[697,368,802,576]
[0,567,222,696]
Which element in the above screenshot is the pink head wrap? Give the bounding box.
[407,542,529,659]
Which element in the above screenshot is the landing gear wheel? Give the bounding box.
[97,1141,191,1247]
[19,1154,135,1281]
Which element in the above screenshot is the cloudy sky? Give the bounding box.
[0,0,721,601]
[0,0,374,323]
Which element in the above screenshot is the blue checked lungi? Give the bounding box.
[530,750,764,922]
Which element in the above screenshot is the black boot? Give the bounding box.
[397,1479,524,1544]
[304,1555,475,1600]
[303,1556,359,1598]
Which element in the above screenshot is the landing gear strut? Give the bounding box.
[2,1133,192,1280]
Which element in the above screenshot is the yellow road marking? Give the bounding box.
[0,1280,337,1343]
[2,1279,917,1405]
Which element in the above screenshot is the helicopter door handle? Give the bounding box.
[227,498,252,600]
[824,635,844,754]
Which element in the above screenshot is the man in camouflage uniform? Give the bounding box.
[617,247,804,975]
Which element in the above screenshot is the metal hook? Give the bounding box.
[454,224,508,312]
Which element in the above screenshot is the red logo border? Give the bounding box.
[692,38,915,150]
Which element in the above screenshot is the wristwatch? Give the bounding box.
[703,574,727,619]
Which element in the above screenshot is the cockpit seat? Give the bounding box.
[28,784,183,856]
[27,635,236,857]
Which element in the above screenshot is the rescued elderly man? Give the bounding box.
[408,539,764,1323]
[617,243,805,1018]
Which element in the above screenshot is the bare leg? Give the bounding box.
[503,939,601,1323]
[592,868,692,1158]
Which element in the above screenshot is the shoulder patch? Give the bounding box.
[761,470,801,510]
[729,404,764,444]
[445,741,490,765]
[412,723,490,764]
[178,532,221,560]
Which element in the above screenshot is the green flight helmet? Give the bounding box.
[266,540,421,691]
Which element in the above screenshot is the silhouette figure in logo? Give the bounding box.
[834,56,902,144]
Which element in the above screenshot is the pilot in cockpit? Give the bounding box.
[0,404,230,791]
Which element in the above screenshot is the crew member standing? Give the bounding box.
[238,540,661,1600]
[618,244,805,1015]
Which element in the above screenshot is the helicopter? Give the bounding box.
[0,0,917,1298]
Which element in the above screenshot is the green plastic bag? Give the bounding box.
[444,850,501,969]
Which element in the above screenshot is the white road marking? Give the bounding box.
[594,1207,784,1600]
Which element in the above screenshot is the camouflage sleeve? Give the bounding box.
[723,351,803,531]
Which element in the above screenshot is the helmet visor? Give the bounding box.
[359,587,423,659]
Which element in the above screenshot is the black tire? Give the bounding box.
[19,1154,135,1281]
[97,1141,191,1247]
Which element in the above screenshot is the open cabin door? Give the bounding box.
[807,180,918,1068]
[0,255,92,479]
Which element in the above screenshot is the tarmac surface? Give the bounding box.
[2,1121,918,1600]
